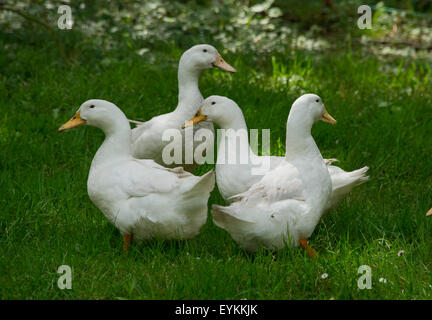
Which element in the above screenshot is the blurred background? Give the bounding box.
[1,0,432,63]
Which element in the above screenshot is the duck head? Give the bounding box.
[58,99,129,134]
[288,94,336,128]
[180,44,236,73]
[183,95,240,128]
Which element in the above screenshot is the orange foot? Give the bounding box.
[299,238,317,258]
[123,234,133,251]
[427,208,432,217]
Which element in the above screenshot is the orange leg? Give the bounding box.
[299,238,317,258]
[123,234,133,251]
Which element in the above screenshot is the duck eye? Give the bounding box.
[211,102,216,105]
[90,105,95,108]
[316,99,319,103]
[203,49,207,52]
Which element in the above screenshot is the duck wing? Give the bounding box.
[121,159,199,198]
[229,160,306,204]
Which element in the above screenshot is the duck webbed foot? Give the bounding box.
[299,238,317,258]
[122,234,133,251]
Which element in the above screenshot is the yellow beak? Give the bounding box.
[58,110,86,132]
[213,54,237,73]
[321,108,337,124]
[182,108,207,129]
[427,208,432,217]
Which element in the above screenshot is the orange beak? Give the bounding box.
[321,108,337,124]
[213,54,236,73]
[58,110,86,132]
[182,108,207,129]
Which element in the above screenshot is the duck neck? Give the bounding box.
[174,63,203,119]
[217,112,253,164]
[92,119,132,168]
[285,117,330,213]
[285,117,321,162]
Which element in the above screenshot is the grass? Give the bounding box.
[1,37,432,299]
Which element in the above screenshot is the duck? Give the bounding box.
[187,94,348,254]
[184,95,369,214]
[58,99,215,250]
[130,44,236,172]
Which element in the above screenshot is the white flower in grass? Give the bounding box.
[321,273,328,279]
[379,277,387,283]
[397,250,405,256]
[136,48,150,56]
[378,101,389,108]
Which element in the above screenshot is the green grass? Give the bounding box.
[1,38,432,299]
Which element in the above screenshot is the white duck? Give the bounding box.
[59,99,215,250]
[131,44,236,172]
[185,95,368,213]
[206,94,336,254]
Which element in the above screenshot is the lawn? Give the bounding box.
[1,3,432,299]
